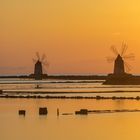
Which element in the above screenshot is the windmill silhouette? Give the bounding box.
[107,43,134,75]
[33,52,49,80]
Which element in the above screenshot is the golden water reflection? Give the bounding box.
[0,99,140,140]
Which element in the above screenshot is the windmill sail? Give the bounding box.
[107,43,134,75]
[103,43,137,85]
[33,52,49,80]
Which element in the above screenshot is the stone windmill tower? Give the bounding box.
[107,43,134,75]
[33,52,49,80]
[34,60,43,80]
[114,54,125,75]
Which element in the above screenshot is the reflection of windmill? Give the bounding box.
[33,52,49,80]
[107,43,134,75]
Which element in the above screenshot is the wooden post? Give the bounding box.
[57,108,59,116]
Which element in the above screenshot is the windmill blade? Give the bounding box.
[42,66,48,74]
[106,56,115,63]
[110,45,119,56]
[42,62,49,74]
[124,61,132,73]
[123,53,135,61]
[32,58,37,63]
[42,60,49,65]
[41,54,46,62]
[121,43,128,57]
[36,52,40,60]
[42,61,50,68]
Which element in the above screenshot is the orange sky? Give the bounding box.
[1,0,140,75]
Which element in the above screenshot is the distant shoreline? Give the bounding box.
[0,75,107,80]
[2,74,140,85]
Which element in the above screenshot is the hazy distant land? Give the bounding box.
[0,75,107,80]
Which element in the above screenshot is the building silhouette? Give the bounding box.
[34,60,43,80]
[114,54,125,75]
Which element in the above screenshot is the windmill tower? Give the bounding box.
[107,43,134,76]
[33,52,49,80]
[114,54,125,75]
[34,60,43,80]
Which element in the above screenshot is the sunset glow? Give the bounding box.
[1,0,140,75]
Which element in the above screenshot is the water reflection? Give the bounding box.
[1,99,140,140]
[1,79,140,140]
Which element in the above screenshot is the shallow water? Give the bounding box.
[1,79,140,97]
[1,79,140,140]
[1,99,140,140]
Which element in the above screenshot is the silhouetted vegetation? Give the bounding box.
[1,94,140,100]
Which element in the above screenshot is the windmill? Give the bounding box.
[107,43,134,75]
[33,52,49,80]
